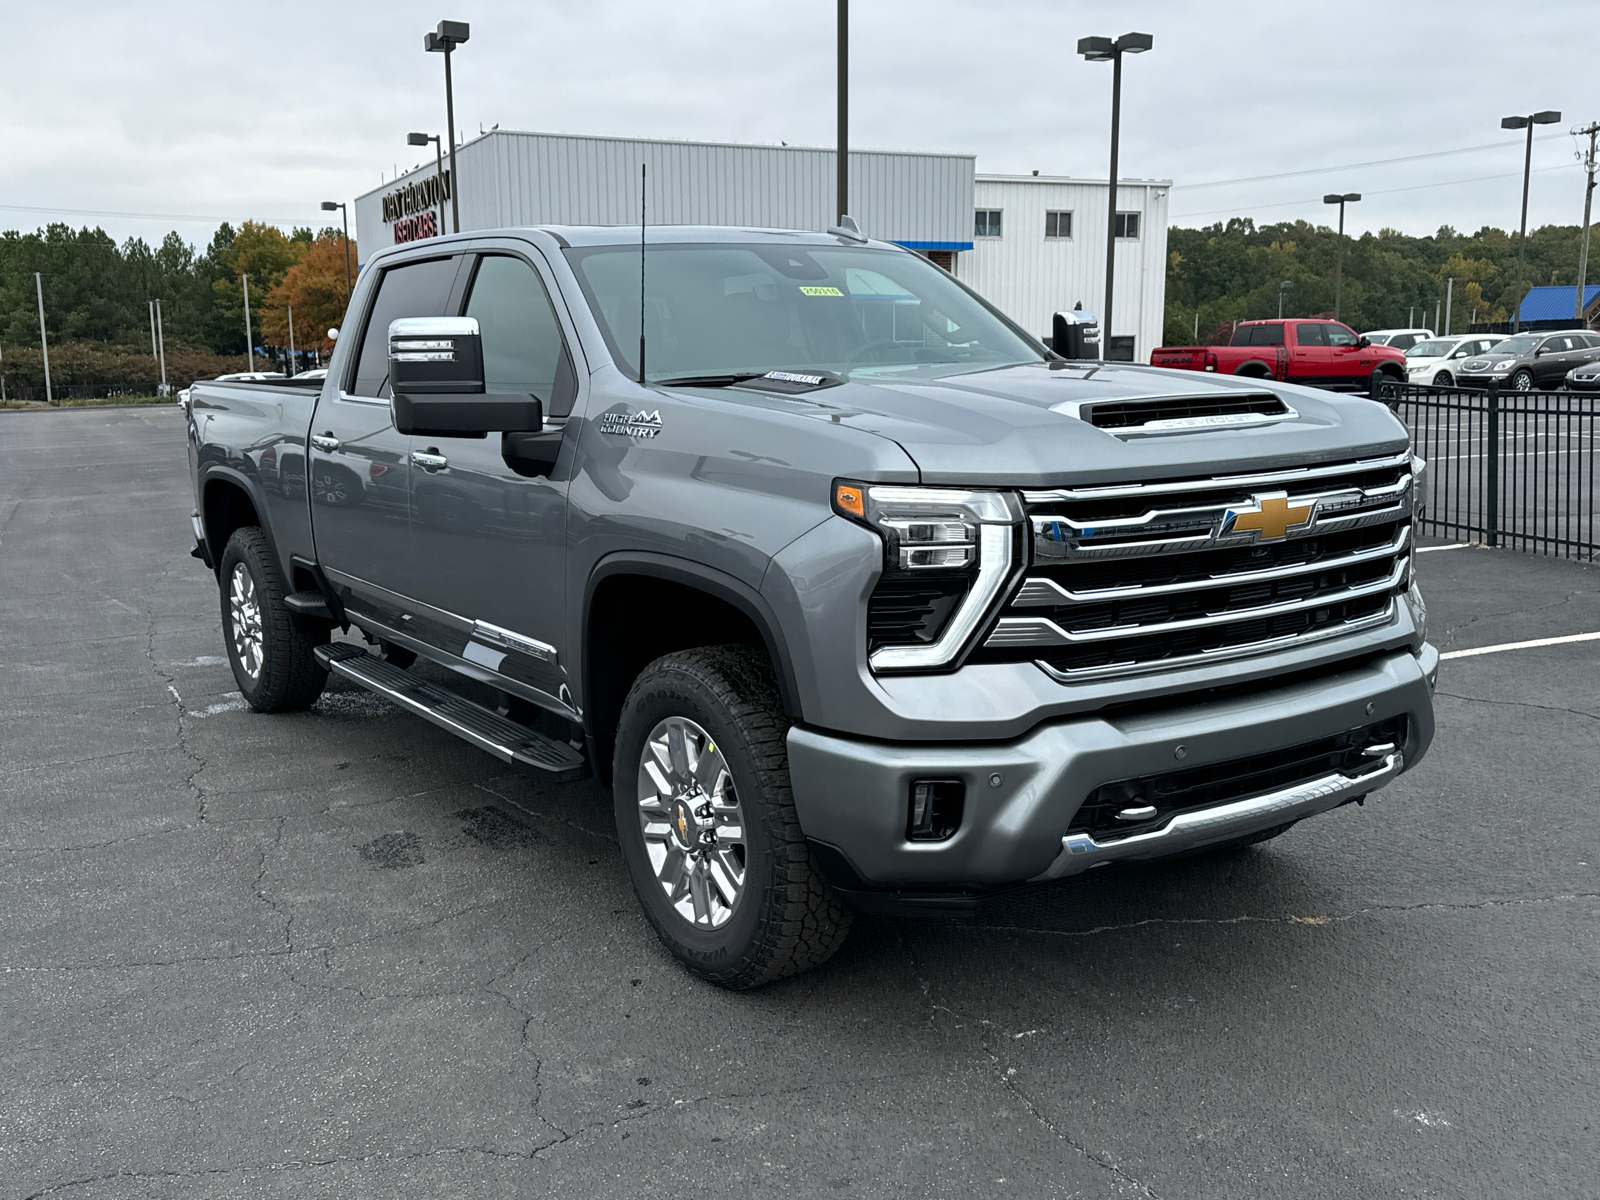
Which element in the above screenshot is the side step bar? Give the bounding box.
[285,590,336,620]
[314,643,589,782]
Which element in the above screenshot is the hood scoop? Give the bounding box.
[1053,392,1296,437]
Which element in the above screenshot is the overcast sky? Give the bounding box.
[3,0,1596,248]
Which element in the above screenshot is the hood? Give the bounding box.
[759,361,1411,487]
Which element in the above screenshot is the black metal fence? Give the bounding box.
[1383,382,1598,561]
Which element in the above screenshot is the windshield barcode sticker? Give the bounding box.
[798,286,843,297]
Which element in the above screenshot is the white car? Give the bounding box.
[1362,327,1434,352]
[1404,334,1505,386]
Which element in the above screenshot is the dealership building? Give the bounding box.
[353,130,1170,360]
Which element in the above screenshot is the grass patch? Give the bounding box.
[1,395,175,410]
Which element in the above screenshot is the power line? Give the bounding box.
[1172,162,1579,222]
[1171,131,1568,192]
[0,202,311,226]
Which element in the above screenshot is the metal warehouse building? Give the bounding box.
[354,130,1170,360]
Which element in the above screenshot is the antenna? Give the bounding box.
[639,162,647,385]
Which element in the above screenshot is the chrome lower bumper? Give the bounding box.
[1031,749,1405,882]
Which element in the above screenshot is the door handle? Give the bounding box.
[410,449,449,471]
[310,434,340,452]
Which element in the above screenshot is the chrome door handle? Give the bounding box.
[310,434,340,452]
[410,449,449,470]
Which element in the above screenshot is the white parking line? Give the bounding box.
[1417,543,1471,553]
[1440,631,1600,660]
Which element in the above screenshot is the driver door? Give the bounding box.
[1326,322,1374,384]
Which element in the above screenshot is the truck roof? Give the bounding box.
[369,225,904,263]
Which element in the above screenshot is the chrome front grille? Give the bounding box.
[976,452,1414,681]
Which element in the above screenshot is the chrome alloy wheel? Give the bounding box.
[228,562,264,679]
[636,715,747,929]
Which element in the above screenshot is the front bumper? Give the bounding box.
[788,645,1437,897]
[1566,376,1600,391]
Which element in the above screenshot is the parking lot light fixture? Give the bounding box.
[321,200,351,304]
[1278,280,1294,320]
[1078,31,1153,357]
[1323,193,1360,321]
[425,20,470,234]
[1502,110,1562,332]
[408,132,447,238]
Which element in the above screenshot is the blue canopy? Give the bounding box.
[1517,284,1600,321]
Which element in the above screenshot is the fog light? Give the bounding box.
[908,780,964,841]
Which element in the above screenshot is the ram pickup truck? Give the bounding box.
[185,225,1437,989]
[1151,319,1407,397]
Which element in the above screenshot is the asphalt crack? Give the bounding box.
[1437,689,1600,723]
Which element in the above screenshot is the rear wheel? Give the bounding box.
[219,527,328,712]
[613,646,852,989]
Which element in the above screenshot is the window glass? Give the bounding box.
[1114,212,1141,239]
[1390,333,1418,351]
[1326,325,1358,347]
[350,256,461,398]
[1045,210,1072,239]
[1297,323,1328,347]
[463,255,573,415]
[565,242,1042,380]
[1408,339,1452,357]
[1541,336,1570,353]
[974,210,1002,238]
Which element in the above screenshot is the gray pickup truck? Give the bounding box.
[185,224,1437,988]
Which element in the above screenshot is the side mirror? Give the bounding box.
[1354,335,1371,349]
[388,316,542,436]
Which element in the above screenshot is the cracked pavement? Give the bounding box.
[2,407,1597,1198]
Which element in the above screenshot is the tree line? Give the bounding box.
[0,221,357,392]
[1163,217,1600,345]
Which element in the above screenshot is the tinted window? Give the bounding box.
[1327,325,1358,348]
[1390,333,1419,351]
[1296,323,1327,347]
[1541,336,1570,353]
[350,256,461,398]
[463,255,574,416]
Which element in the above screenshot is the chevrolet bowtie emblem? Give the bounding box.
[1226,492,1313,541]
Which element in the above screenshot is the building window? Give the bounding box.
[1045,210,1073,239]
[974,209,1003,238]
[1114,212,1141,239]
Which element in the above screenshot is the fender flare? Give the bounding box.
[1232,360,1273,377]
[581,551,804,723]
[198,465,282,579]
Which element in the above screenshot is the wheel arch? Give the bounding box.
[1233,360,1272,377]
[200,468,277,580]
[582,553,803,788]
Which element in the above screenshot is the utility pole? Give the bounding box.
[34,272,52,406]
[154,299,167,394]
[149,300,159,362]
[1575,121,1599,322]
[288,306,296,377]
[837,0,848,223]
[1435,298,1441,333]
[240,274,254,372]
[1445,277,1454,336]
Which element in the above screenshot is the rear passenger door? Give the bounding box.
[403,247,583,712]
[310,253,464,627]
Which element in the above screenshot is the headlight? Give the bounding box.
[1491,359,1515,371]
[833,482,1022,672]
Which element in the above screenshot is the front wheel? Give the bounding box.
[1511,369,1535,392]
[219,527,328,712]
[1432,370,1453,387]
[613,646,852,989]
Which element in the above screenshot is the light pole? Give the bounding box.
[155,298,167,394]
[1278,280,1293,319]
[407,132,447,237]
[425,20,470,234]
[240,274,254,372]
[288,306,297,377]
[1078,32,1153,357]
[320,201,352,305]
[1323,193,1360,322]
[1501,110,1561,333]
[1575,122,1599,322]
[33,272,52,406]
[837,0,848,223]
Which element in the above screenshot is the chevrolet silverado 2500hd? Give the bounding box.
[1151,319,1407,396]
[185,225,1437,988]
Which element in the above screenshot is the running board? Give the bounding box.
[314,643,589,782]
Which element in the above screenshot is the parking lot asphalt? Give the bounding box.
[3,406,1597,1199]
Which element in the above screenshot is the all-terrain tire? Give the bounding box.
[613,645,852,989]
[218,526,329,713]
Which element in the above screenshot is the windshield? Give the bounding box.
[565,242,1044,381]
[1407,340,1454,358]
[1487,336,1538,357]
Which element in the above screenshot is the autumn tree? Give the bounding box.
[260,234,357,353]
[208,221,308,353]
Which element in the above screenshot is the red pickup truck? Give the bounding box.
[1150,320,1407,397]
